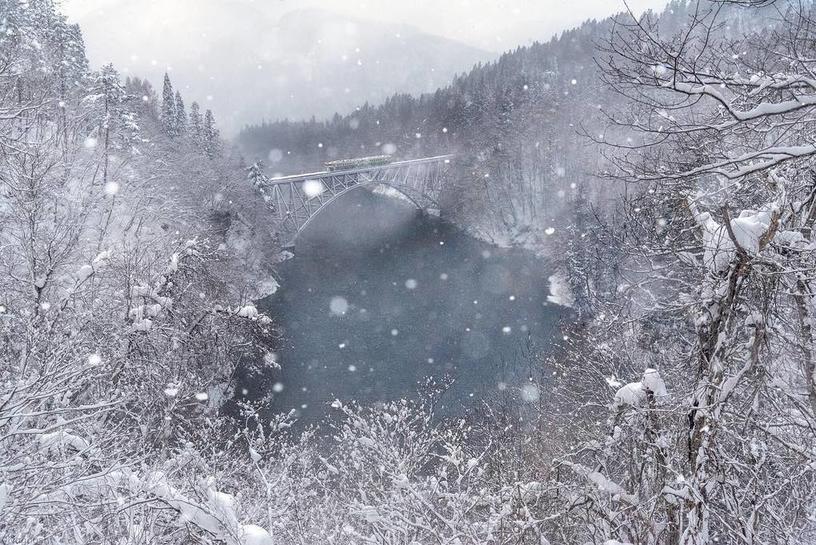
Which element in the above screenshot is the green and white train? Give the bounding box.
[324,155,393,172]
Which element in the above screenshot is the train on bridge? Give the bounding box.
[253,153,454,248]
[323,155,393,172]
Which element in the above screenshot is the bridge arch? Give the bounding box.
[290,181,425,246]
[252,155,454,248]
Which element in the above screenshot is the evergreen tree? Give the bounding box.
[189,101,203,147]
[174,91,186,136]
[88,63,137,186]
[53,20,90,154]
[246,160,267,188]
[124,76,158,118]
[203,109,220,157]
[160,73,176,136]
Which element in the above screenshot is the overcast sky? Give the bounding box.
[63,0,667,53]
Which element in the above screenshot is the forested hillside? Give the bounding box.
[3,0,816,544]
[238,15,604,246]
[0,1,281,541]
[238,1,774,248]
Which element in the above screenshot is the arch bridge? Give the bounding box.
[252,154,455,248]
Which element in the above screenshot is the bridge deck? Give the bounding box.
[267,154,455,185]
[254,153,456,249]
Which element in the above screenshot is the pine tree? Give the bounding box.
[89,63,135,186]
[246,161,267,188]
[174,91,186,136]
[203,109,220,157]
[160,73,176,136]
[189,101,203,147]
[53,21,90,154]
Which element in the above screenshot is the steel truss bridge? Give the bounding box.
[253,155,455,248]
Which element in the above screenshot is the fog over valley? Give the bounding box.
[63,0,664,133]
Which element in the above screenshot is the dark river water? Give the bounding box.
[242,188,567,424]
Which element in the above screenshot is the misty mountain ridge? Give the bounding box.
[76,4,493,133]
[265,9,496,113]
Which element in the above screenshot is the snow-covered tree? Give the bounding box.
[190,100,203,146]
[174,90,187,136]
[545,2,816,543]
[0,3,279,543]
[85,64,139,189]
[160,72,176,136]
[203,108,220,157]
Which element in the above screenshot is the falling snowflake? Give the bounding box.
[521,384,540,403]
[330,296,349,316]
[103,181,120,195]
[302,179,325,198]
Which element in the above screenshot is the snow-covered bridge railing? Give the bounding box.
[251,154,455,248]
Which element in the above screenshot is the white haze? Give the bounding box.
[62,0,666,134]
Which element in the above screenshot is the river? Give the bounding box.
[240,187,569,425]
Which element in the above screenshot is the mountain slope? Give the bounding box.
[237,13,608,245]
[236,0,781,244]
[74,4,493,133]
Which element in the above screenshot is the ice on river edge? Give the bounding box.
[547,273,574,307]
